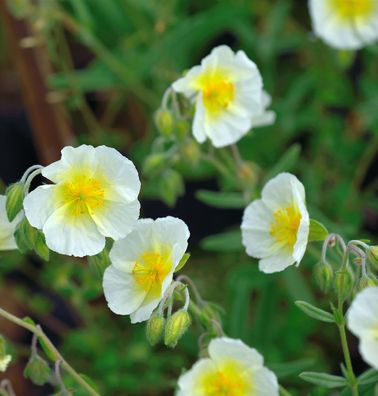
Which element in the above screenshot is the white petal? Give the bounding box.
[241,200,281,259]
[23,185,59,230]
[91,199,140,240]
[292,186,310,264]
[359,335,378,369]
[94,146,141,203]
[130,296,161,323]
[259,251,295,273]
[355,12,378,45]
[252,366,279,396]
[172,65,203,97]
[209,337,264,368]
[42,145,97,183]
[109,219,154,271]
[347,287,378,336]
[177,358,216,396]
[262,173,305,212]
[251,110,276,128]
[43,204,105,257]
[192,95,207,144]
[103,265,146,315]
[0,195,19,251]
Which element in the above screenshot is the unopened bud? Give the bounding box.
[146,314,166,346]
[143,153,167,176]
[314,261,334,292]
[24,354,51,386]
[358,274,378,291]
[335,267,355,302]
[238,161,257,186]
[155,109,174,138]
[181,139,200,167]
[176,120,190,139]
[5,182,24,222]
[367,246,378,271]
[164,310,191,348]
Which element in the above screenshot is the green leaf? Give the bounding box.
[24,355,52,386]
[14,217,36,253]
[270,358,315,379]
[195,190,246,209]
[201,229,243,252]
[175,253,190,273]
[22,316,36,327]
[299,372,347,388]
[309,219,329,242]
[5,182,24,222]
[264,144,301,182]
[358,369,378,386]
[295,301,335,323]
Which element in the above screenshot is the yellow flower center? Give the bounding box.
[270,204,301,250]
[198,360,253,396]
[57,174,105,217]
[330,0,374,20]
[133,250,172,298]
[199,71,235,117]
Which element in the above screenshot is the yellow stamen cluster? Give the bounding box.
[330,0,374,20]
[270,204,301,250]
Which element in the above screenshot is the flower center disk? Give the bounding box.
[330,0,374,20]
[270,204,301,250]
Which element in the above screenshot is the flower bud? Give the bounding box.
[146,314,166,346]
[155,109,174,138]
[5,182,24,222]
[237,161,257,187]
[164,310,191,348]
[0,336,11,373]
[335,267,354,302]
[24,354,51,386]
[314,261,334,292]
[143,153,167,176]
[358,274,378,291]
[181,139,200,167]
[175,120,190,139]
[367,246,378,271]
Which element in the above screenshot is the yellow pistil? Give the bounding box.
[330,0,374,20]
[133,249,173,298]
[199,70,235,117]
[270,204,301,251]
[57,174,105,217]
[198,360,252,396]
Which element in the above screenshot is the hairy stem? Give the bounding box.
[0,307,100,396]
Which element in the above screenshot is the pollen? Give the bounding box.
[133,249,172,297]
[198,359,252,396]
[58,174,105,217]
[330,0,374,20]
[270,204,301,251]
[200,71,235,116]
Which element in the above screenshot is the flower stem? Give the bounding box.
[0,307,100,396]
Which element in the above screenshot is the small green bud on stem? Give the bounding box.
[367,246,378,271]
[146,314,166,346]
[164,310,191,348]
[5,182,24,222]
[335,267,354,302]
[314,261,334,292]
[155,109,174,138]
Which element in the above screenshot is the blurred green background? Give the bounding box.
[0,0,377,395]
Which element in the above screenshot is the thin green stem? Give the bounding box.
[0,308,100,396]
[279,385,293,396]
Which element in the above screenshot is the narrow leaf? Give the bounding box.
[196,190,245,209]
[309,219,329,242]
[175,253,190,273]
[358,368,378,385]
[295,301,335,323]
[299,372,347,388]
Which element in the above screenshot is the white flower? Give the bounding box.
[251,91,276,129]
[24,145,140,257]
[241,173,310,274]
[0,355,11,372]
[172,45,263,148]
[309,0,378,50]
[347,286,378,369]
[0,195,21,251]
[103,216,190,323]
[177,337,279,396]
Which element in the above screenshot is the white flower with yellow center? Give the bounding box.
[172,45,263,148]
[24,145,140,257]
[177,337,279,396]
[309,0,378,49]
[0,195,20,251]
[347,286,378,369]
[241,173,310,274]
[103,216,190,323]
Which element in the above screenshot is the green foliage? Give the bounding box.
[24,355,52,386]
[299,372,347,388]
[309,219,329,242]
[5,182,24,222]
[295,301,335,323]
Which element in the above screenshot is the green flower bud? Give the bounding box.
[164,310,191,348]
[143,153,167,176]
[367,246,378,271]
[175,120,190,139]
[335,267,355,302]
[358,274,378,291]
[155,109,174,138]
[181,140,201,167]
[5,182,24,221]
[314,261,334,292]
[24,354,51,386]
[146,314,166,346]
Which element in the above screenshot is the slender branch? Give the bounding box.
[0,308,100,396]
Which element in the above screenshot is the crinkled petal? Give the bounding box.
[43,204,105,257]
[359,334,378,369]
[252,366,279,396]
[103,265,146,315]
[259,251,295,274]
